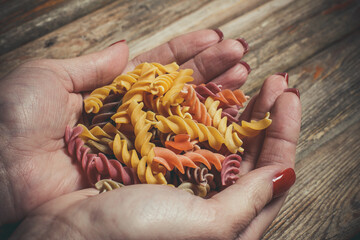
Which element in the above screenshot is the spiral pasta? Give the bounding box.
[214,89,247,108]
[194,82,222,102]
[154,115,225,151]
[153,147,224,173]
[95,179,125,193]
[180,84,212,126]
[178,182,210,198]
[232,112,272,138]
[84,83,119,114]
[176,166,215,188]
[90,91,122,129]
[65,61,272,198]
[127,100,166,184]
[205,97,244,153]
[65,126,138,185]
[221,154,242,187]
[143,93,191,119]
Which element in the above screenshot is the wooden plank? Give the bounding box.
[225,0,360,95]
[0,0,267,78]
[0,0,66,34]
[0,0,115,55]
[263,30,360,240]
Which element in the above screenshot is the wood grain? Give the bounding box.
[264,30,360,240]
[0,0,115,55]
[0,0,359,239]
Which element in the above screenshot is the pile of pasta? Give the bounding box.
[65,62,271,198]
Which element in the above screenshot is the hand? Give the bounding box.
[0,29,301,239]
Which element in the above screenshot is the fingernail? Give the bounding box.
[213,29,224,42]
[272,168,296,198]
[109,39,126,47]
[276,72,289,85]
[284,88,300,99]
[239,60,251,74]
[237,38,249,55]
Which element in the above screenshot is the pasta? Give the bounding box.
[84,82,119,114]
[221,154,242,187]
[214,89,247,108]
[176,166,215,188]
[180,84,212,126]
[65,61,272,198]
[194,82,222,102]
[64,126,138,185]
[178,182,210,198]
[95,179,125,193]
[89,91,122,129]
[154,115,225,151]
[153,147,224,173]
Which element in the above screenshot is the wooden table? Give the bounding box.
[1,0,359,239]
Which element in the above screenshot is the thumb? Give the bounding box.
[53,41,129,93]
[211,166,295,236]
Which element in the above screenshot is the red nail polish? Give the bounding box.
[272,168,296,198]
[239,60,251,74]
[237,38,249,55]
[276,72,289,85]
[109,39,126,47]
[213,29,224,42]
[284,88,300,99]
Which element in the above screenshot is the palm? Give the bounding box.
[0,65,87,222]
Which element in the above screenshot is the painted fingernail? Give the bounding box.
[109,39,126,47]
[284,88,300,99]
[239,60,251,74]
[237,38,249,55]
[213,28,224,42]
[272,168,296,198]
[276,72,289,85]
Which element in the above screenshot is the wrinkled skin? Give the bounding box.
[0,29,301,239]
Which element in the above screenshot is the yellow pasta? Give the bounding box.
[112,62,182,126]
[162,69,194,107]
[232,112,272,138]
[127,100,166,184]
[150,71,179,96]
[77,123,132,149]
[205,97,243,153]
[143,93,192,118]
[84,82,119,114]
[154,115,225,151]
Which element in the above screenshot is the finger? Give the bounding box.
[237,195,287,239]
[257,90,301,168]
[127,29,223,71]
[211,165,295,239]
[251,74,288,121]
[43,42,129,93]
[211,61,251,90]
[241,74,288,175]
[181,39,248,85]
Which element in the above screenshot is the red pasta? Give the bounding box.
[194,82,222,102]
[65,126,138,185]
[220,154,242,187]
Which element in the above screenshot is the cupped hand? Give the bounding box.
[0,29,301,239]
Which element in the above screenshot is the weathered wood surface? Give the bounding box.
[0,0,359,239]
